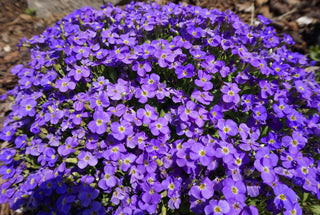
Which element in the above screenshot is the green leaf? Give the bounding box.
[311,205,320,214]
[65,158,78,164]
[302,192,309,202]
[160,109,166,118]
[161,204,167,215]
[167,35,173,43]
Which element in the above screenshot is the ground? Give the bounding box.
[0,0,319,214]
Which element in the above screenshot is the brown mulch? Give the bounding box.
[0,0,319,214]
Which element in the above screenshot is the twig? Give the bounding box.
[251,2,254,26]
[274,8,297,21]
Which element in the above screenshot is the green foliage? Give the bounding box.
[310,45,320,62]
[25,8,36,17]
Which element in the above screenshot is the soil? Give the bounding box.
[0,0,319,214]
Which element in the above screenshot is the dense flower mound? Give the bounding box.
[1,1,320,214]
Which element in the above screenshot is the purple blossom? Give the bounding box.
[191,89,214,105]
[175,63,195,79]
[149,117,170,136]
[189,177,214,199]
[68,64,90,81]
[55,77,76,92]
[88,110,110,134]
[204,199,230,215]
[221,83,241,103]
[195,70,213,90]
[110,120,133,141]
[98,165,117,189]
[77,151,98,169]
[217,119,238,140]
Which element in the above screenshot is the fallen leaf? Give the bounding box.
[19,14,33,21]
[256,0,268,6]
[3,51,19,62]
[259,5,272,18]
[237,3,253,13]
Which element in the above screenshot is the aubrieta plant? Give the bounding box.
[0,2,320,214]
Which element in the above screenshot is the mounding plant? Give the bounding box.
[0,2,320,214]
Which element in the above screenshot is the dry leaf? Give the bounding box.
[256,0,268,6]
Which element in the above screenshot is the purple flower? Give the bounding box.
[156,49,175,68]
[252,105,267,122]
[168,192,181,210]
[215,141,236,162]
[120,153,137,172]
[88,110,110,134]
[204,199,230,215]
[110,120,133,141]
[149,117,170,136]
[0,182,15,204]
[132,61,152,77]
[20,98,37,117]
[0,164,15,180]
[187,25,204,39]
[282,131,307,153]
[195,70,213,90]
[141,182,163,204]
[68,64,90,81]
[178,101,198,122]
[0,148,16,165]
[136,104,158,125]
[77,151,98,169]
[254,158,277,184]
[259,80,273,99]
[191,89,214,105]
[217,119,238,140]
[175,64,195,79]
[78,188,99,207]
[209,105,223,124]
[57,194,76,214]
[135,84,155,104]
[189,177,214,199]
[222,178,246,202]
[221,83,241,103]
[273,184,297,210]
[103,143,126,161]
[98,165,117,189]
[190,142,215,166]
[55,77,76,92]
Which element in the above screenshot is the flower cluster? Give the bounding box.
[1,2,320,215]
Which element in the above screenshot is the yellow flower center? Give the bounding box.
[223,127,230,133]
[292,140,298,146]
[105,174,110,179]
[279,194,286,201]
[222,147,229,154]
[228,90,234,96]
[199,150,206,157]
[96,119,103,126]
[118,126,125,133]
[169,183,175,190]
[214,206,221,213]
[231,186,238,194]
[199,183,206,190]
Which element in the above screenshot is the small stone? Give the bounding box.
[296,16,314,27]
[3,45,11,52]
